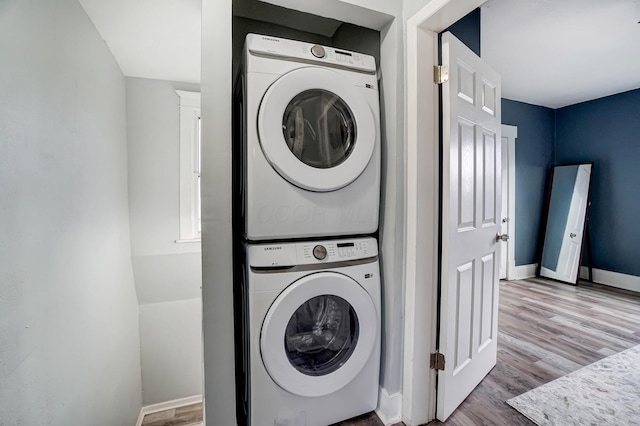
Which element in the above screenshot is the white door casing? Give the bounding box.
[258,67,376,192]
[403,2,486,423]
[437,32,501,421]
[500,125,517,280]
[500,134,508,279]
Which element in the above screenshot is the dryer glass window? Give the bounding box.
[282,90,356,169]
[284,295,359,376]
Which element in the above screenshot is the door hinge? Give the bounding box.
[430,352,446,370]
[434,65,449,84]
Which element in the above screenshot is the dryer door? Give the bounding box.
[258,67,376,192]
[261,271,377,397]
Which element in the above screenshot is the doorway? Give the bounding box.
[500,125,517,280]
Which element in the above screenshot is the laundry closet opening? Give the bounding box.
[230,2,385,425]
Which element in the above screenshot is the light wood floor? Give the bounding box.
[141,402,202,426]
[143,278,640,426]
[430,277,640,425]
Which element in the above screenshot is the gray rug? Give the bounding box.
[507,344,640,425]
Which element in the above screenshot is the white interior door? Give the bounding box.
[437,32,501,421]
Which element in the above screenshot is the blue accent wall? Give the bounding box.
[541,165,579,271]
[555,88,640,276]
[502,99,556,266]
[443,8,481,57]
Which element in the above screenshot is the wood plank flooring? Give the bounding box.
[142,278,640,426]
[141,402,203,426]
[429,278,640,425]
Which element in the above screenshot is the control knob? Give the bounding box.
[310,45,326,58]
[313,245,327,260]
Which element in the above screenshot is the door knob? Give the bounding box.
[570,233,576,238]
[496,233,509,242]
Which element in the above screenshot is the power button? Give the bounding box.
[313,245,327,260]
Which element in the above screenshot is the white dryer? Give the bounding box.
[239,34,380,241]
[238,237,381,426]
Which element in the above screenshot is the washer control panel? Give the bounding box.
[249,237,378,267]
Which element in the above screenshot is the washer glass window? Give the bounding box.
[284,294,359,376]
[282,90,356,169]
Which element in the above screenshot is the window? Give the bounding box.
[176,90,201,242]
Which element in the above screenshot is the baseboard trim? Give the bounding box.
[135,394,203,426]
[580,267,640,293]
[375,387,402,425]
[511,263,538,281]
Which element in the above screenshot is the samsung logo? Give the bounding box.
[262,37,280,42]
[264,246,282,251]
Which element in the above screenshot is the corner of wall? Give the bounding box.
[376,387,403,425]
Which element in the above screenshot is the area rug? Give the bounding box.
[507,344,640,425]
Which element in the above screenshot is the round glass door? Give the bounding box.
[260,272,377,397]
[258,67,376,192]
[282,90,356,169]
[285,295,359,376]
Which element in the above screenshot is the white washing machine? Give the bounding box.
[238,236,381,426]
[239,34,380,241]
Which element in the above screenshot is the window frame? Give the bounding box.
[176,90,201,242]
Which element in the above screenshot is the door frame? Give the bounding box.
[502,124,517,281]
[403,1,485,424]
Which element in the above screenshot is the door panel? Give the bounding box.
[454,261,474,372]
[438,32,502,421]
[480,253,496,349]
[456,118,477,230]
[482,130,497,226]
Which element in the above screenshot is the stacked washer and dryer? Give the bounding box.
[233,34,382,426]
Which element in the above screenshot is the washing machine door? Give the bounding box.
[258,67,376,192]
[260,271,377,397]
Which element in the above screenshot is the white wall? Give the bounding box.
[201,0,236,424]
[0,0,142,424]
[139,299,203,403]
[125,77,203,405]
[378,17,408,396]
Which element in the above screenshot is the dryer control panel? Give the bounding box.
[246,33,377,74]
[249,237,378,268]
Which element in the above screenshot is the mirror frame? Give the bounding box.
[536,162,594,285]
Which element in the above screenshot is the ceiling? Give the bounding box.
[78,0,640,108]
[481,0,640,108]
[77,0,340,85]
[78,0,201,84]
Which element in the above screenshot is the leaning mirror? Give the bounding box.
[538,163,594,284]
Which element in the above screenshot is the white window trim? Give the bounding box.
[176,90,201,242]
